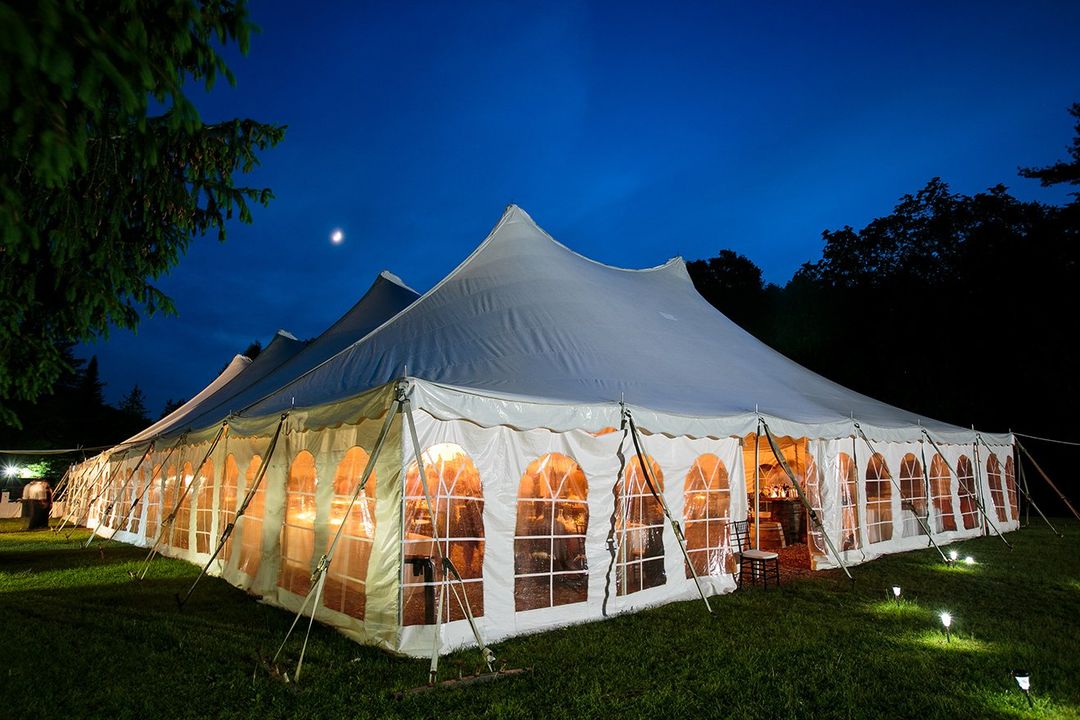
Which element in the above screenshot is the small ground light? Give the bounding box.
[892,586,901,605]
[940,612,952,642]
[964,556,975,565]
[948,549,958,562]
[1012,670,1033,708]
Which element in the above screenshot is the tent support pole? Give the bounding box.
[754,421,761,552]
[602,422,631,618]
[761,420,853,582]
[56,453,112,535]
[176,415,287,604]
[1019,450,1031,527]
[624,407,713,614]
[918,439,936,546]
[269,392,398,680]
[65,448,132,538]
[854,424,951,564]
[921,430,1011,549]
[102,433,185,549]
[402,387,495,684]
[136,422,227,580]
[1017,440,1080,523]
[1011,452,1062,537]
[86,442,154,548]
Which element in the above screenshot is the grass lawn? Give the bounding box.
[2,518,1078,719]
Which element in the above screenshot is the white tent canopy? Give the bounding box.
[246,206,1003,445]
[70,205,1018,662]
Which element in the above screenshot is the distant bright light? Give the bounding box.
[940,612,952,628]
[330,228,345,245]
[892,586,901,598]
[3,465,21,478]
[964,556,975,565]
[948,549,958,561]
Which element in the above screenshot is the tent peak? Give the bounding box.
[275,329,299,341]
[377,270,418,294]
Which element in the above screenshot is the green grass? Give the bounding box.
[2,519,1078,719]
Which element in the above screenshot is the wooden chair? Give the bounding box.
[731,519,780,589]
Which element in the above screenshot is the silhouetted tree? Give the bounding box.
[1020,103,1080,199]
[119,385,149,424]
[159,398,188,420]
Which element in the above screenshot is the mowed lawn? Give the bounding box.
[2,518,1078,719]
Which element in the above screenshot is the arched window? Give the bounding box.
[194,460,215,554]
[899,453,926,537]
[160,464,179,546]
[403,444,485,626]
[987,454,1006,523]
[514,453,589,611]
[170,462,195,550]
[617,454,666,595]
[323,447,377,620]
[929,454,956,532]
[956,455,978,530]
[838,453,860,551]
[144,464,162,542]
[127,464,148,535]
[865,454,892,544]
[683,454,731,577]
[237,455,265,577]
[218,455,240,562]
[1005,457,1018,519]
[279,451,318,596]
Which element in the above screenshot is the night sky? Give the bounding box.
[82,1,1080,416]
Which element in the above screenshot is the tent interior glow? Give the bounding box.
[59,206,1024,659]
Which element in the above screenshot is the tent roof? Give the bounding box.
[125,354,252,444]
[242,206,994,443]
[164,270,419,436]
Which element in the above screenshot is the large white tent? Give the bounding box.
[66,206,1019,660]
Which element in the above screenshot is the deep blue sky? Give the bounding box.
[84,1,1080,416]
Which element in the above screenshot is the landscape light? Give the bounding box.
[940,611,952,642]
[948,549,958,561]
[964,556,975,565]
[1012,670,1033,708]
[892,586,901,605]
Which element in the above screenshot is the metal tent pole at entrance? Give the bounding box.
[623,406,713,614]
[759,420,853,583]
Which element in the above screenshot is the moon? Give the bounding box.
[330,228,345,245]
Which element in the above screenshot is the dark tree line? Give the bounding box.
[689,104,1080,506]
